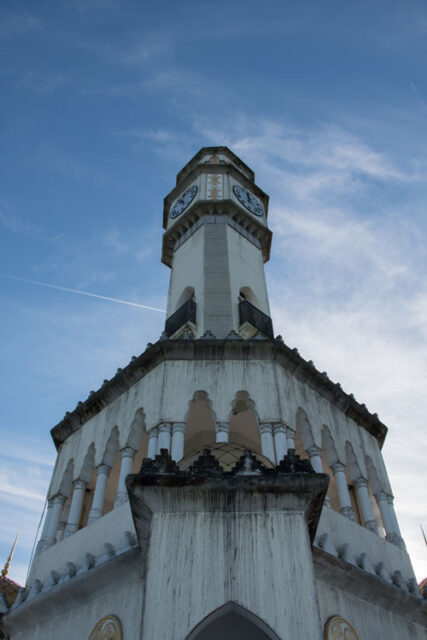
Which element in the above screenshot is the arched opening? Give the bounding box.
[239,286,259,308]
[129,408,148,472]
[77,444,96,529]
[366,456,386,537]
[184,390,216,456]
[187,602,280,640]
[294,408,314,460]
[229,391,261,455]
[177,286,195,310]
[100,426,120,516]
[55,459,74,543]
[345,442,363,525]
[103,450,121,515]
[321,427,340,513]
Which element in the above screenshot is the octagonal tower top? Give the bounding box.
[162,147,271,267]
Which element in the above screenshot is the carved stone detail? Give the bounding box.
[189,449,224,477]
[276,449,313,474]
[231,450,263,476]
[140,449,180,475]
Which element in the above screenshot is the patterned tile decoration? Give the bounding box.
[206,173,223,200]
[324,616,359,640]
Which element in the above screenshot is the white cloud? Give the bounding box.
[0,205,42,235]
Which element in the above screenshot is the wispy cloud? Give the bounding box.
[0,8,40,39]
[0,205,42,235]
[0,275,165,312]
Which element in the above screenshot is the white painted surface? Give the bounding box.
[316,579,427,640]
[141,487,323,640]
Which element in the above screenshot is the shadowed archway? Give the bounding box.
[187,602,280,640]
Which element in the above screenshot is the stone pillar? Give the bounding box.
[64,480,87,537]
[215,423,229,443]
[354,478,378,533]
[286,427,295,451]
[386,495,403,538]
[157,423,172,454]
[36,499,54,554]
[331,462,354,520]
[375,491,402,546]
[259,424,275,462]
[37,495,65,552]
[147,427,158,459]
[115,447,136,506]
[307,445,330,506]
[87,464,111,524]
[56,497,71,543]
[306,445,323,474]
[171,423,186,461]
[273,424,287,462]
[44,494,66,547]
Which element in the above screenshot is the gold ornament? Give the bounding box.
[89,615,122,640]
[325,616,359,640]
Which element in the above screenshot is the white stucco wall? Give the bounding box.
[227,223,271,322]
[316,579,427,640]
[140,487,323,640]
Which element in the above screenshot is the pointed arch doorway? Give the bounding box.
[187,602,280,640]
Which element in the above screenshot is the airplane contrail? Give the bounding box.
[0,274,165,313]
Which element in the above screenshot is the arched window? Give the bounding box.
[239,286,259,308]
[187,602,280,640]
[176,286,195,310]
[229,391,261,455]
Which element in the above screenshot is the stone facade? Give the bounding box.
[4,147,427,639]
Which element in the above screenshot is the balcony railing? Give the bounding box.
[165,298,196,337]
[239,299,274,339]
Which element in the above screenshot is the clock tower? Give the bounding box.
[162,147,272,339]
[3,147,426,640]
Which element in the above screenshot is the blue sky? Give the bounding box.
[1,0,426,584]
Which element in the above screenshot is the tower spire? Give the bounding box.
[1,530,19,578]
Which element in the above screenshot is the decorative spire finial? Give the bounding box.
[1,530,19,578]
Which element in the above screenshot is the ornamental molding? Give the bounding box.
[51,338,387,449]
[324,616,359,640]
[88,615,122,640]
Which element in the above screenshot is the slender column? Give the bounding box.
[171,423,186,461]
[147,427,158,459]
[36,499,54,554]
[115,447,136,506]
[331,462,354,520]
[286,427,295,451]
[157,423,172,454]
[273,424,287,462]
[306,445,323,473]
[375,491,402,546]
[215,423,229,443]
[259,424,275,462]
[44,494,66,547]
[354,478,378,533]
[87,464,110,523]
[64,480,87,537]
[307,445,330,506]
[56,498,71,543]
[386,495,403,538]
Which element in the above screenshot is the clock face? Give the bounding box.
[170,185,198,219]
[233,185,263,217]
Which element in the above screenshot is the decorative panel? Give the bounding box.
[206,174,223,199]
[89,615,122,640]
[325,616,359,639]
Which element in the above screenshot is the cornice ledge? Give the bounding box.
[50,336,388,449]
[313,547,427,625]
